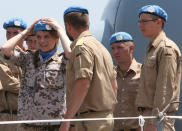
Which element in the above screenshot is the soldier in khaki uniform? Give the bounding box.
[59,6,117,131]
[135,5,181,131]
[0,17,27,131]
[110,32,141,131]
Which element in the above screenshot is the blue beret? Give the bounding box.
[110,32,133,45]
[33,21,54,34]
[64,6,89,16]
[138,5,168,21]
[3,17,27,29]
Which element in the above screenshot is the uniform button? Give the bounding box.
[122,89,125,92]
[121,111,125,113]
[121,100,125,103]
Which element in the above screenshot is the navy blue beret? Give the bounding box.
[110,32,133,45]
[64,6,89,16]
[33,21,54,34]
[3,17,27,29]
[138,5,168,21]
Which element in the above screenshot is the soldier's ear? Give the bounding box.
[157,18,162,25]
[129,44,134,53]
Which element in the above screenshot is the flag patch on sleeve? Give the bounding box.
[165,53,172,57]
[76,53,82,58]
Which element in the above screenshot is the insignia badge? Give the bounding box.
[14,21,21,26]
[45,24,52,30]
[165,53,172,57]
[147,7,155,13]
[116,35,123,41]
[75,53,82,58]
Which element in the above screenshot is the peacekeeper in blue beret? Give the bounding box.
[110,32,142,131]
[60,6,117,131]
[136,5,181,131]
[1,18,72,131]
[3,17,27,29]
[0,17,27,131]
[25,34,37,52]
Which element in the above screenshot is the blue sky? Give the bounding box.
[0,0,110,52]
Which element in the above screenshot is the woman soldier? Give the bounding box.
[1,18,71,131]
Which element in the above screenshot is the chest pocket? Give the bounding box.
[24,67,36,87]
[128,79,139,93]
[44,64,65,89]
[145,56,156,68]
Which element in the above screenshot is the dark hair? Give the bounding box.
[64,12,90,29]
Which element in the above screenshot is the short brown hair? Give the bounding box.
[64,12,90,29]
[48,30,59,44]
[150,14,165,29]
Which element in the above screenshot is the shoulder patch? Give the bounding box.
[164,53,172,57]
[76,39,84,46]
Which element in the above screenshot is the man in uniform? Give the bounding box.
[110,32,141,131]
[59,6,117,131]
[135,5,181,131]
[0,17,27,130]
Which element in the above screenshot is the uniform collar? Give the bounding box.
[147,31,166,51]
[70,30,92,49]
[39,50,59,63]
[117,58,138,75]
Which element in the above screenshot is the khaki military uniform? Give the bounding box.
[9,50,66,131]
[135,31,181,131]
[114,59,141,131]
[0,51,21,131]
[66,30,117,131]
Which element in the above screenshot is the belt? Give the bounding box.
[138,107,152,112]
[76,110,96,116]
[0,110,17,114]
[24,124,60,131]
[120,129,137,131]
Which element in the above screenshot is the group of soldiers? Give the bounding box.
[0,4,181,131]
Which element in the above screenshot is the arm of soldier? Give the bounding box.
[60,46,93,131]
[41,18,72,59]
[60,78,90,131]
[0,79,3,90]
[1,19,40,57]
[153,47,178,112]
[0,63,20,93]
[111,79,118,97]
[111,79,117,112]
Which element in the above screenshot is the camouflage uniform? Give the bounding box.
[0,51,21,131]
[9,50,66,131]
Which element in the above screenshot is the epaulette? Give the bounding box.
[75,39,84,46]
[164,39,172,48]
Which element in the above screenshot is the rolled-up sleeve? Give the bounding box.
[73,46,94,81]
